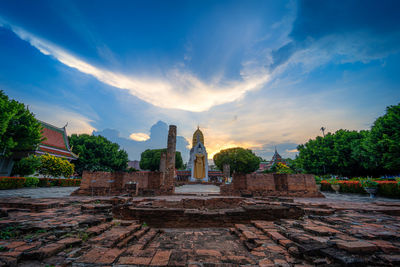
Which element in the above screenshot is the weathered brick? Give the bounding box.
[195,249,222,257]
[4,241,26,249]
[118,256,152,265]
[150,250,172,266]
[57,237,82,247]
[371,240,400,253]
[336,241,377,253]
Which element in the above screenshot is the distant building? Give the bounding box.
[35,121,78,160]
[0,121,77,176]
[258,147,286,172]
[128,160,141,170]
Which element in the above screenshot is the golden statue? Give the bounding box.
[194,153,205,179]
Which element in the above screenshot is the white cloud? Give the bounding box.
[1,19,270,112]
[30,104,96,135]
[129,132,150,142]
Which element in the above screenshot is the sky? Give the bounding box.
[1,0,400,161]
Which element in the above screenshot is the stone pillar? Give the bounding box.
[164,125,176,193]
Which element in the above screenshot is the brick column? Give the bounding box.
[159,152,166,172]
[164,125,176,192]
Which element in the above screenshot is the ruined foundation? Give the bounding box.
[221,173,323,198]
[112,196,303,228]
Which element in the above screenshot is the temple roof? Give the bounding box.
[36,121,78,160]
[192,127,205,147]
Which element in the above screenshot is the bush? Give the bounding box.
[276,162,294,174]
[0,177,26,189]
[338,180,364,194]
[12,155,41,176]
[24,177,39,187]
[320,180,333,191]
[377,181,400,198]
[37,178,81,187]
[38,154,75,177]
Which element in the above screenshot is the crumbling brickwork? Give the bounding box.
[221,173,323,197]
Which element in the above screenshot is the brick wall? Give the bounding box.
[72,171,166,196]
[246,173,275,191]
[222,173,322,197]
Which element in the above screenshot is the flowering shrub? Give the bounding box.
[0,177,26,189]
[276,163,293,174]
[319,179,400,198]
[337,180,364,194]
[37,178,81,187]
[38,154,75,178]
[0,176,81,189]
[360,179,379,188]
[320,180,333,191]
[328,179,340,185]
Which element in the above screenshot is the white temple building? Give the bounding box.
[188,127,209,182]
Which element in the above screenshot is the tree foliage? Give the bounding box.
[213,147,260,174]
[0,90,43,157]
[69,134,129,175]
[139,149,183,171]
[12,154,41,176]
[295,103,400,176]
[367,104,400,174]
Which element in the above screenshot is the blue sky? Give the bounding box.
[1,0,399,161]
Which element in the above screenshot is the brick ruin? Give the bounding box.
[112,196,304,228]
[221,173,323,198]
[2,195,400,266]
[72,125,177,197]
[73,124,322,198]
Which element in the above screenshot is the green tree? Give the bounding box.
[367,103,400,175]
[139,149,183,171]
[38,153,75,177]
[213,147,260,174]
[296,130,372,176]
[69,134,128,175]
[11,154,41,176]
[0,91,43,157]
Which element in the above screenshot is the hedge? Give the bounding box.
[0,177,26,189]
[320,179,400,198]
[37,178,81,187]
[0,177,81,189]
[24,177,39,187]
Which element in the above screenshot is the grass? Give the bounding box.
[0,226,21,240]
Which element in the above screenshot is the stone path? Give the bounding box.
[175,184,220,194]
[0,187,78,198]
[1,196,400,266]
[2,185,400,203]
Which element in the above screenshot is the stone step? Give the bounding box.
[116,226,149,248]
[21,237,82,261]
[89,223,141,247]
[86,222,113,236]
[137,228,160,250]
